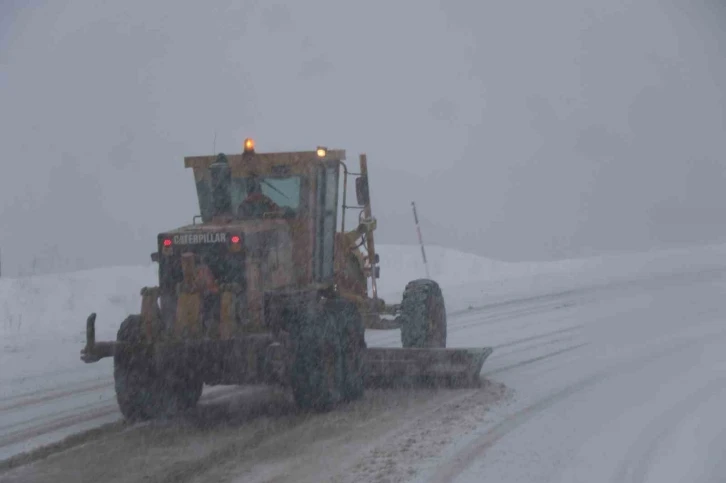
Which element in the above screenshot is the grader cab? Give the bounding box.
[81,139,492,420]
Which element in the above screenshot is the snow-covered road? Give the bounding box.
[425,268,726,483]
[2,244,726,482]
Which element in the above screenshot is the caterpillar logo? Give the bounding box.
[172,233,228,245]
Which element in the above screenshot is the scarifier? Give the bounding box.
[80,139,493,420]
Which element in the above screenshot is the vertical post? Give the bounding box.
[341,162,348,234]
[411,201,430,278]
[359,154,378,299]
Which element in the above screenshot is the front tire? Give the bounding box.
[114,315,202,421]
[399,280,447,348]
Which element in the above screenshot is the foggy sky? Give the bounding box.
[2,0,726,276]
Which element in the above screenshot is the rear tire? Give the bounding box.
[329,299,366,402]
[400,279,447,348]
[289,306,345,411]
[114,315,202,421]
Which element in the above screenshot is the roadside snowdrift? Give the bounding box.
[376,242,726,309]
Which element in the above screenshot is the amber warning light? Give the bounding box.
[243,138,255,153]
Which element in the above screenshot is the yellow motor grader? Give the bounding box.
[80,139,492,420]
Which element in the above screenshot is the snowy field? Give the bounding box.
[2,242,726,482]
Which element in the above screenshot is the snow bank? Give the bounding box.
[376,242,726,310]
[1,265,158,345]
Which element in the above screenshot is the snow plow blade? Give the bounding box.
[363,347,493,388]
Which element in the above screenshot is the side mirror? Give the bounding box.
[355,176,370,206]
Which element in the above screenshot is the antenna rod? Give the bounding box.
[411,201,430,278]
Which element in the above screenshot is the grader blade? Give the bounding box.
[363,347,493,388]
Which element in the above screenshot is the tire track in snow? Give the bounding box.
[0,404,119,450]
[422,330,726,483]
[483,342,589,377]
[1,364,101,386]
[447,288,588,318]
[0,385,245,465]
[447,302,579,336]
[613,376,726,483]
[447,266,726,320]
[0,380,112,412]
[491,324,582,351]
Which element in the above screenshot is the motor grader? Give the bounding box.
[80,139,492,420]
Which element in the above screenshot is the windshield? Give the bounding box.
[230,176,302,217]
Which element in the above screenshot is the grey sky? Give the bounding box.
[1,0,725,276]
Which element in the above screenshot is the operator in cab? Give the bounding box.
[237,179,281,218]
